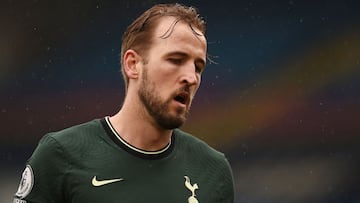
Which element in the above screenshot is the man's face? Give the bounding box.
[138,17,207,129]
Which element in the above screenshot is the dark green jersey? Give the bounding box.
[14,117,234,203]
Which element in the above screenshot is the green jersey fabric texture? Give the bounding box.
[14,117,234,203]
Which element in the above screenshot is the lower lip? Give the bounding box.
[173,100,187,108]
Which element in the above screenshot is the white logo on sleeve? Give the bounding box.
[15,165,34,199]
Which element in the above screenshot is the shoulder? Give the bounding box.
[32,119,103,161]
[28,119,105,172]
[16,121,102,202]
[41,119,103,146]
[173,129,227,162]
[48,119,102,140]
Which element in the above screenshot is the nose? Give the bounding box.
[181,68,199,86]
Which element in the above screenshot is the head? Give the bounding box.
[121,3,207,129]
[120,3,206,90]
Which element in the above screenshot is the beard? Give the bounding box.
[138,68,190,130]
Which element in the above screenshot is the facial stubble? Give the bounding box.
[138,68,190,130]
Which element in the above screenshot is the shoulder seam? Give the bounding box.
[44,134,72,201]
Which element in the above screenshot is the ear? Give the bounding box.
[123,49,141,80]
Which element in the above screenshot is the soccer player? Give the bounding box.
[14,3,234,203]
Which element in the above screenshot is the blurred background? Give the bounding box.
[1,0,359,202]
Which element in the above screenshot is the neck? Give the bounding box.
[109,95,172,152]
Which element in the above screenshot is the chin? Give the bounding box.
[158,114,187,130]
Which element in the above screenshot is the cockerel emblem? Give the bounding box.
[184,176,199,203]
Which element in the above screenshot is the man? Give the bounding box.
[14,3,234,203]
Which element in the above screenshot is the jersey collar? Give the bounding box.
[100,116,175,160]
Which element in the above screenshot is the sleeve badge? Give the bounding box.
[15,165,34,199]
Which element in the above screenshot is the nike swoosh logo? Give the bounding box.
[91,176,124,187]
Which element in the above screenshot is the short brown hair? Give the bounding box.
[120,3,206,90]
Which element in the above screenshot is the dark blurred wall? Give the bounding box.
[1,1,359,202]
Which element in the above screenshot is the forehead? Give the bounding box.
[150,17,207,58]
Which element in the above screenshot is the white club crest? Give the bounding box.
[15,165,34,199]
[184,176,199,203]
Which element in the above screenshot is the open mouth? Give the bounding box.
[174,92,189,105]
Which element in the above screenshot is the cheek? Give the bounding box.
[197,75,202,84]
[192,85,200,98]
[195,74,201,89]
[151,75,173,95]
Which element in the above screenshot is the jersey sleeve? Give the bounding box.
[14,134,69,203]
[216,156,235,203]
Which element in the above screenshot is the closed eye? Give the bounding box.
[195,61,205,74]
[168,58,183,65]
